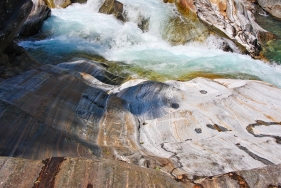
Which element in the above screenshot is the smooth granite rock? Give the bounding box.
[258,0,281,19]
[0,62,281,185]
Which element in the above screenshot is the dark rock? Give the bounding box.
[19,2,51,37]
[199,90,207,94]
[71,0,87,3]
[195,128,202,133]
[0,42,40,79]
[0,0,33,53]
[57,59,126,85]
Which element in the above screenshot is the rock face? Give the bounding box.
[165,0,274,56]
[19,0,51,37]
[258,0,281,19]
[0,60,281,185]
[0,0,40,79]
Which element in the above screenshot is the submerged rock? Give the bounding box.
[258,0,281,19]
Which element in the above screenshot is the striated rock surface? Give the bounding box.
[258,0,281,19]
[0,157,189,188]
[0,61,281,185]
[57,59,126,85]
[193,0,266,56]
[19,0,51,37]
[0,0,40,79]
[164,0,275,56]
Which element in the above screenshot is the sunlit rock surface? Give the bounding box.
[0,62,281,184]
[99,0,124,21]
[258,0,281,19]
[165,0,274,56]
[0,157,189,188]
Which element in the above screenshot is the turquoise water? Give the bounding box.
[19,0,281,87]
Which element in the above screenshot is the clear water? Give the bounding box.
[255,13,281,64]
[19,0,281,87]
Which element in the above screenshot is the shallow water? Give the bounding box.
[19,0,281,87]
[255,13,281,64]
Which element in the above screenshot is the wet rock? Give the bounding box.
[163,0,209,44]
[19,0,51,37]
[71,0,87,3]
[163,16,209,45]
[43,0,71,8]
[258,0,281,19]
[99,0,125,21]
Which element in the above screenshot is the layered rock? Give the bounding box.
[0,156,280,187]
[0,60,281,184]
[19,0,51,37]
[258,0,281,19]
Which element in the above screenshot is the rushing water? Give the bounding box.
[19,0,281,87]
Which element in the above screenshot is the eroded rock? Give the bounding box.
[1,62,281,181]
[258,0,281,19]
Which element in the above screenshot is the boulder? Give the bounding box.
[99,0,125,21]
[19,0,51,37]
[258,0,281,19]
[0,0,40,79]
[0,0,33,53]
